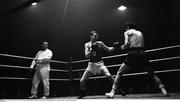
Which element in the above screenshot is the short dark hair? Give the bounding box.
[89,30,99,37]
[125,21,135,29]
[42,41,48,45]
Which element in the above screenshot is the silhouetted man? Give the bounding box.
[77,31,125,99]
[106,22,169,98]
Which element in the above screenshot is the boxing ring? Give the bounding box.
[0,44,180,100]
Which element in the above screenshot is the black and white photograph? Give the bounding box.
[0,0,180,101]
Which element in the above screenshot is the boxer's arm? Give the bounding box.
[30,60,36,68]
[99,41,115,52]
[85,43,91,58]
[121,32,130,50]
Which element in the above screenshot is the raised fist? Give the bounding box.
[91,43,99,51]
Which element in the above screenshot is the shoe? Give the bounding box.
[105,92,114,98]
[28,95,38,99]
[41,96,48,99]
[161,88,170,97]
[164,94,170,97]
[77,94,86,99]
[117,89,126,96]
[77,89,86,99]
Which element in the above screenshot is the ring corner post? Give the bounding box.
[68,57,73,96]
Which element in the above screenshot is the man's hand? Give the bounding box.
[30,65,34,69]
[29,65,34,72]
[121,44,128,50]
[91,42,99,51]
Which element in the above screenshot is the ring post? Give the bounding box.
[68,57,73,96]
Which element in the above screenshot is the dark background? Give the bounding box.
[0,0,180,98]
[0,0,180,61]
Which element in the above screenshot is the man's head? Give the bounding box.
[125,21,135,30]
[89,30,99,42]
[42,41,48,50]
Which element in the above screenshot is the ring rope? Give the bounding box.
[73,64,122,72]
[149,56,180,62]
[71,44,180,63]
[1,68,179,81]
[0,64,31,70]
[0,53,67,64]
[0,53,33,60]
[0,64,69,72]
[72,59,89,64]
[73,68,180,81]
[0,77,70,81]
[50,78,70,81]
[50,60,67,64]
[0,44,179,64]
[0,45,179,82]
[50,69,69,72]
[145,44,180,53]
[0,77,31,80]
[72,56,180,72]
